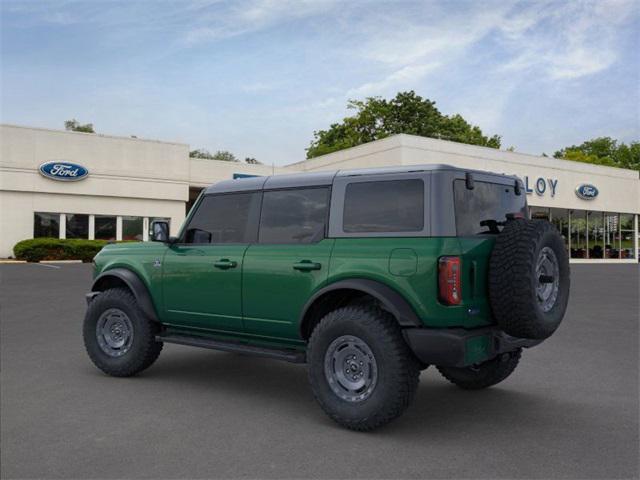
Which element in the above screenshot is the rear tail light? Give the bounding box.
[439,256,461,305]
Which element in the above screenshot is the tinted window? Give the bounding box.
[343,179,424,233]
[66,214,88,239]
[454,180,527,235]
[184,193,260,244]
[34,212,59,238]
[259,188,329,244]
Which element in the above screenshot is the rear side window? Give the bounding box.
[259,188,329,244]
[343,179,424,233]
[454,180,526,235]
[184,192,260,244]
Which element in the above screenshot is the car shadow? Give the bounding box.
[127,346,590,437]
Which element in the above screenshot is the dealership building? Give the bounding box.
[1,124,638,262]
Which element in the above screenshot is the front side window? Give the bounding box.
[343,179,424,233]
[259,188,329,244]
[454,180,527,235]
[184,193,260,244]
[34,212,60,238]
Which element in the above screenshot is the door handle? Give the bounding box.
[213,259,237,269]
[293,260,321,271]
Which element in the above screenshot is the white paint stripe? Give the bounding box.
[35,263,61,269]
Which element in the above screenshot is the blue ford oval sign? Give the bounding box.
[575,183,598,200]
[39,161,89,182]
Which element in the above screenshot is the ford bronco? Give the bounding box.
[83,165,570,431]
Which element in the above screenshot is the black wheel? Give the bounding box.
[437,349,522,390]
[489,219,570,340]
[83,288,163,377]
[307,305,420,431]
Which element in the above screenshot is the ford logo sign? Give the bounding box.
[575,184,598,200]
[39,161,89,182]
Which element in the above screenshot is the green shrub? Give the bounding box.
[13,238,114,262]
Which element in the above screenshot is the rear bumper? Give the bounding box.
[403,326,542,368]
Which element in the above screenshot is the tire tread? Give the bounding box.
[83,288,163,377]
[307,304,419,431]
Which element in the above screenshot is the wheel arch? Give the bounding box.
[299,278,422,340]
[91,268,159,323]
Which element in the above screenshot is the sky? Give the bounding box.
[1,0,639,166]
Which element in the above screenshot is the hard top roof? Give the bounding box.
[203,164,519,194]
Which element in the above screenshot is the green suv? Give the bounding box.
[83,165,570,431]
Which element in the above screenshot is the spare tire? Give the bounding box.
[489,219,570,340]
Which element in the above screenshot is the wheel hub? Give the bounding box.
[96,308,134,357]
[324,335,378,402]
[536,246,560,313]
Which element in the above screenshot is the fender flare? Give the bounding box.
[91,268,159,322]
[299,278,422,335]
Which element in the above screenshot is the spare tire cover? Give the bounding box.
[489,219,570,340]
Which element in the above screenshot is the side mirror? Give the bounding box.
[150,220,170,242]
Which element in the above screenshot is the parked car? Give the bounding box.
[83,165,570,431]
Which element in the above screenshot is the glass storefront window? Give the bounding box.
[620,214,636,259]
[603,213,620,259]
[549,209,635,261]
[570,210,587,258]
[95,215,117,241]
[587,212,604,259]
[529,207,550,220]
[66,214,89,239]
[122,216,143,241]
[34,212,60,238]
[550,208,569,254]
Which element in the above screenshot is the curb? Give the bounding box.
[0,259,27,264]
[39,260,84,264]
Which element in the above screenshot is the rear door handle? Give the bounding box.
[214,259,237,269]
[293,260,321,271]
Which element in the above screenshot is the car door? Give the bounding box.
[242,187,333,341]
[162,192,261,333]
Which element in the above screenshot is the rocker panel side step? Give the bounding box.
[156,333,306,364]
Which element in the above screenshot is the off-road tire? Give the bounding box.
[307,305,420,431]
[489,219,570,340]
[83,288,163,377]
[437,349,522,390]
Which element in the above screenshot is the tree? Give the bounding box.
[189,149,215,159]
[244,157,262,165]
[554,137,639,171]
[189,149,239,162]
[212,150,238,162]
[64,119,94,133]
[306,91,501,158]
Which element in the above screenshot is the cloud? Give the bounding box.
[347,63,440,97]
[2,0,637,165]
[338,4,512,104]
[8,0,635,85]
[499,0,637,80]
[182,0,341,44]
[241,81,278,93]
[344,0,637,103]
[359,5,511,67]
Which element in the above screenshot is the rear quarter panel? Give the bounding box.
[328,237,494,328]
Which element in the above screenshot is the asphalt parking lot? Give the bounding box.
[1,263,638,479]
